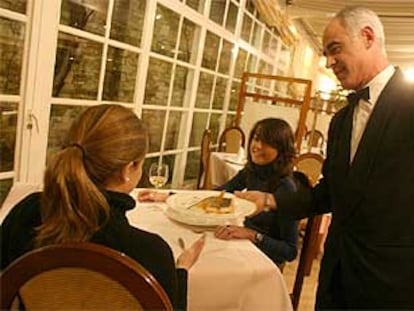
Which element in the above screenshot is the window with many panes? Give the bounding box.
[0,0,294,202]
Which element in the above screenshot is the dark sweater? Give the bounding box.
[0,191,187,310]
[217,164,299,265]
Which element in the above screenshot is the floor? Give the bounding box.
[283,251,321,311]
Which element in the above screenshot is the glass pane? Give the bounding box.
[53,32,102,99]
[0,102,17,172]
[212,77,227,110]
[111,0,146,47]
[0,17,24,95]
[226,113,236,127]
[189,112,208,147]
[234,48,247,79]
[141,109,166,153]
[184,150,199,181]
[161,154,175,188]
[0,0,26,14]
[262,30,270,51]
[246,0,255,14]
[268,36,279,58]
[218,39,233,75]
[138,157,155,188]
[171,65,192,107]
[265,63,273,75]
[151,4,179,58]
[60,0,108,36]
[252,21,261,47]
[178,18,199,64]
[47,104,87,163]
[0,178,13,207]
[195,72,213,109]
[257,59,266,73]
[165,111,184,150]
[103,46,138,102]
[144,57,172,107]
[209,113,221,143]
[201,31,219,70]
[185,0,204,13]
[209,0,225,26]
[229,80,240,110]
[246,53,257,72]
[241,13,252,42]
[225,2,238,33]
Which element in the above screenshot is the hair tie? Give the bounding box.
[68,143,86,158]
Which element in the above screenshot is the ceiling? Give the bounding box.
[285,0,414,70]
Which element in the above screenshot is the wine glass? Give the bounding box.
[149,163,169,189]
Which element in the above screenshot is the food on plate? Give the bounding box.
[195,191,234,214]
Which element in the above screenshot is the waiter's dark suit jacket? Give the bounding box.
[278,68,414,309]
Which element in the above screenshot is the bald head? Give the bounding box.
[335,6,386,53]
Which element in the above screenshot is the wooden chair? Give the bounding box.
[291,215,319,311]
[294,152,324,186]
[218,126,246,153]
[305,129,325,149]
[0,242,173,311]
[197,128,212,189]
[290,152,326,310]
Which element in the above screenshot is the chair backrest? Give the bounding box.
[290,153,325,310]
[293,152,324,186]
[218,126,246,153]
[290,215,323,311]
[0,242,173,311]
[305,129,324,149]
[197,129,212,189]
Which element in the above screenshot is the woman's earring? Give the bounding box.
[125,176,130,182]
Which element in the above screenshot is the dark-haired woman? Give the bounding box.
[214,118,298,268]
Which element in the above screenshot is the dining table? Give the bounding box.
[129,188,293,311]
[0,184,293,311]
[210,152,245,187]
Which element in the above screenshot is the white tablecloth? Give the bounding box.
[129,189,293,311]
[1,186,293,311]
[210,152,245,187]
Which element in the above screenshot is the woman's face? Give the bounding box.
[249,134,278,165]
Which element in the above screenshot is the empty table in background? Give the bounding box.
[210,152,245,187]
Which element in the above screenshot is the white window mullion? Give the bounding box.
[173,22,207,186]
[132,0,157,117]
[97,0,115,101]
[19,0,61,184]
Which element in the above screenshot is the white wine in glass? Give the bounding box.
[149,163,169,189]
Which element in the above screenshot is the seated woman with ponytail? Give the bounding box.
[0,104,204,310]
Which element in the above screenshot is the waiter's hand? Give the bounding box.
[235,190,275,215]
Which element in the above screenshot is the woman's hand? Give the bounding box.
[137,189,169,202]
[215,225,256,242]
[176,234,206,270]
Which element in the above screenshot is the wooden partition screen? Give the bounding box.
[234,73,312,151]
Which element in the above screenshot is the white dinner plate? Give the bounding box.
[165,191,256,227]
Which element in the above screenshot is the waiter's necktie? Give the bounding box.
[347,87,370,105]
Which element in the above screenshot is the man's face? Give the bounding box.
[323,19,368,90]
